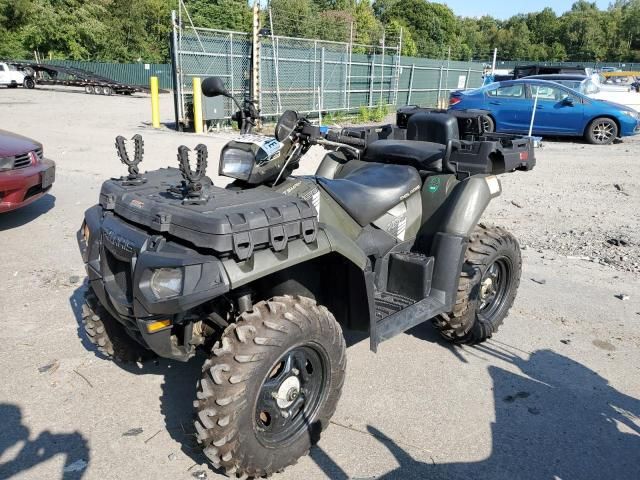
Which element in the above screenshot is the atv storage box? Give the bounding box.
[450,132,535,175]
[99,168,318,260]
[396,105,491,137]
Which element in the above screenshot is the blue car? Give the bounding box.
[449,79,640,145]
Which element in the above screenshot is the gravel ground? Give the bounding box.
[0,87,639,480]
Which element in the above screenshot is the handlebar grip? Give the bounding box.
[326,132,367,148]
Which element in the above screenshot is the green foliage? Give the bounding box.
[323,110,348,124]
[356,105,371,123]
[1,0,640,63]
[355,102,389,123]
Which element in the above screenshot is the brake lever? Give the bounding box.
[313,138,361,160]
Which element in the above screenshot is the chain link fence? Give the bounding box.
[173,21,251,124]
[259,36,401,117]
[171,8,485,126]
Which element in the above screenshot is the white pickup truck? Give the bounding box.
[0,62,35,89]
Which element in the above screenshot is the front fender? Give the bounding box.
[221,225,368,289]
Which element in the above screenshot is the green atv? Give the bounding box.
[77,76,535,477]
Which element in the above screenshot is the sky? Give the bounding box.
[436,0,611,19]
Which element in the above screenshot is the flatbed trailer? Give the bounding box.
[6,62,160,95]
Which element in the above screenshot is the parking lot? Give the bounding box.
[1,87,639,480]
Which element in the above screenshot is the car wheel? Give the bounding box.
[585,117,618,145]
[480,115,495,134]
[23,77,35,89]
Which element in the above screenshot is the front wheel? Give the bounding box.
[82,289,156,362]
[23,77,35,89]
[480,114,495,133]
[194,296,346,478]
[585,117,618,145]
[433,224,521,344]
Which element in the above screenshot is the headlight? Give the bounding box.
[0,157,13,171]
[150,268,183,298]
[220,146,254,181]
[621,110,639,119]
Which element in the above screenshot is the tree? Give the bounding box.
[384,0,458,58]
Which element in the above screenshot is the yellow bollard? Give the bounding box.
[150,76,160,129]
[193,77,203,134]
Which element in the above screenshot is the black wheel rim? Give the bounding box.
[592,121,615,144]
[255,344,327,446]
[478,257,512,319]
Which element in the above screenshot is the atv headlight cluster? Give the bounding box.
[220,147,254,181]
[150,267,183,298]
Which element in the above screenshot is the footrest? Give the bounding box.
[370,292,447,352]
[375,291,415,321]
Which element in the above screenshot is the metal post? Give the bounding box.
[465,67,471,89]
[192,77,203,133]
[251,0,260,109]
[437,65,443,107]
[443,46,451,107]
[407,63,415,104]
[269,8,282,114]
[369,57,375,107]
[177,6,185,129]
[528,88,540,137]
[229,33,234,103]
[150,77,160,128]
[394,27,403,105]
[313,40,318,117]
[380,31,385,105]
[170,10,182,130]
[491,48,498,73]
[320,47,326,112]
[347,22,353,110]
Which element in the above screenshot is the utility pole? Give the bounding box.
[251,0,260,108]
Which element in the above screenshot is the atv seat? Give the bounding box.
[364,140,446,172]
[317,162,421,226]
[363,113,460,172]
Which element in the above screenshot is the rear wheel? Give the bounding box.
[585,117,618,145]
[433,224,521,344]
[82,289,155,362]
[194,295,346,478]
[85,85,95,94]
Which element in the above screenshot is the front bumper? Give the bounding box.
[78,206,230,360]
[0,159,55,213]
[619,116,640,136]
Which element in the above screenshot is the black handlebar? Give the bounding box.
[325,130,367,148]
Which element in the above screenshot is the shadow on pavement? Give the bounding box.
[310,345,640,480]
[0,403,90,480]
[67,283,640,479]
[0,194,55,230]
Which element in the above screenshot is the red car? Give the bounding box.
[0,129,55,213]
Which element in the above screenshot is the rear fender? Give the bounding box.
[417,175,501,309]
